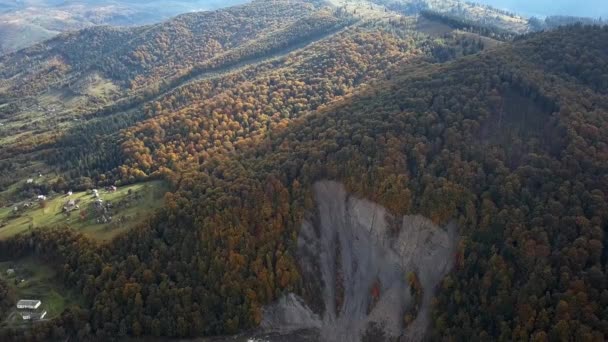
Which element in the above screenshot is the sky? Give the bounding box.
[473,0,608,19]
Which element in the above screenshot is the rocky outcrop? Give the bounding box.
[262,181,459,341]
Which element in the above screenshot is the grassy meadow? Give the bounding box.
[0,180,169,242]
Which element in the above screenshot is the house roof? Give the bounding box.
[20,310,47,320]
[17,299,41,306]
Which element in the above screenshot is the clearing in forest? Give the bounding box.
[0,180,169,242]
[0,257,82,327]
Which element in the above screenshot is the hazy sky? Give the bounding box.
[473,0,608,18]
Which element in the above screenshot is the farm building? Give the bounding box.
[16,299,41,310]
[20,311,47,321]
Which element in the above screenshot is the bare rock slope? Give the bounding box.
[263,181,458,341]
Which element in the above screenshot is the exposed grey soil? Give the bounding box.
[262,181,459,342]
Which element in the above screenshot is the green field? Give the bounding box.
[0,257,82,326]
[0,180,169,242]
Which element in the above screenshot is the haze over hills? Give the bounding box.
[0,0,606,341]
[1,0,603,55]
[0,0,249,54]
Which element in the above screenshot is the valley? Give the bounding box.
[0,0,606,341]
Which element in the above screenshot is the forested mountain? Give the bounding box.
[0,0,606,341]
[0,0,354,192]
[0,0,333,95]
[369,0,530,33]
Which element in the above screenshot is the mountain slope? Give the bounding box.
[0,0,323,95]
[0,23,606,341]
[250,25,607,341]
[0,0,489,199]
[365,0,530,33]
[0,0,358,196]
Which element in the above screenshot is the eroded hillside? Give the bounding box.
[263,181,458,341]
[0,1,606,341]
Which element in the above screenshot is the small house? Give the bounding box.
[37,195,47,201]
[63,199,78,213]
[106,185,117,193]
[26,179,34,184]
[16,299,41,310]
[67,191,73,196]
[6,269,15,276]
[20,311,47,321]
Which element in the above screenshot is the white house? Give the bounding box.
[26,179,34,184]
[37,195,47,201]
[16,299,41,310]
[20,311,47,321]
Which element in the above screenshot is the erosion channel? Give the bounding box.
[262,181,459,341]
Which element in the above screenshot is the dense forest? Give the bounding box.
[0,0,327,96]
[370,0,529,33]
[0,0,356,192]
[32,19,485,189]
[0,23,606,341]
[0,0,607,340]
[420,10,516,40]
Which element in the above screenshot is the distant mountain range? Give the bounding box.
[0,0,604,55]
[0,0,249,54]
